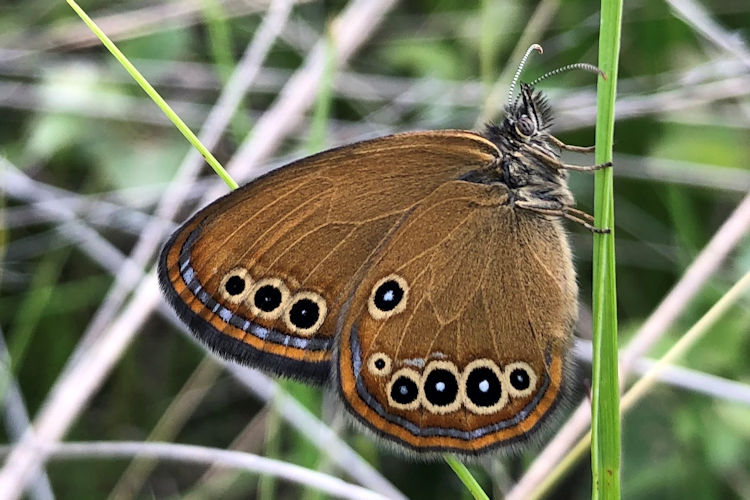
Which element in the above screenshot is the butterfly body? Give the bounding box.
[158,82,604,456]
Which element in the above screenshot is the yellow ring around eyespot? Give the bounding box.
[218,267,253,304]
[283,290,327,337]
[504,361,538,399]
[460,358,508,415]
[367,352,392,376]
[367,274,409,321]
[246,277,289,320]
[419,360,462,415]
[386,367,421,411]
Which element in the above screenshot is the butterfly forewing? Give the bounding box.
[158,131,499,384]
[336,180,577,455]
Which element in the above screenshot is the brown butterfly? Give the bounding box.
[158,47,610,457]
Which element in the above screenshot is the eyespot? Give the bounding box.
[368,274,409,320]
[504,361,537,399]
[219,268,253,304]
[284,291,327,336]
[367,352,392,376]
[386,368,421,410]
[248,278,289,320]
[420,360,461,414]
[515,115,536,138]
[460,359,508,415]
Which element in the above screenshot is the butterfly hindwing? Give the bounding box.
[335,180,578,455]
[158,131,499,384]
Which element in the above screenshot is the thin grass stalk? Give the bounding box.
[525,267,750,500]
[591,0,624,498]
[107,357,223,499]
[65,0,238,191]
[444,456,490,500]
[198,0,254,143]
[306,29,336,153]
[5,251,67,377]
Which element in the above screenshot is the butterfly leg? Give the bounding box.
[548,135,596,153]
[560,161,612,172]
[515,200,610,233]
[518,146,612,172]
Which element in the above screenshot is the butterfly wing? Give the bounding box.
[336,180,578,455]
[158,131,499,384]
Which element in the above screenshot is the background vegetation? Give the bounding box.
[1,0,749,498]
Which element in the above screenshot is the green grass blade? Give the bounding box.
[305,29,336,153]
[591,0,624,498]
[526,268,750,500]
[65,0,238,191]
[199,0,254,142]
[444,455,489,500]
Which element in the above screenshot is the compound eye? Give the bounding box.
[504,361,537,399]
[515,115,536,138]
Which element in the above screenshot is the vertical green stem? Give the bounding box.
[444,455,490,500]
[591,0,623,498]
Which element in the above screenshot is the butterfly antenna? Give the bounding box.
[507,44,543,107]
[529,63,606,87]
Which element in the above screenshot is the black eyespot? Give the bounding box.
[423,369,459,407]
[516,115,536,137]
[504,361,537,397]
[373,280,404,312]
[288,298,320,329]
[367,352,392,376]
[249,278,289,319]
[369,275,409,320]
[253,284,282,312]
[509,368,531,391]
[390,376,419,405]
[220,268,252,303]
[465,367,503,407]
[224,275,246,295]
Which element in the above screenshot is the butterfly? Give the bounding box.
[158,46,610,457]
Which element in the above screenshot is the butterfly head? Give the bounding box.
[481,82,557,164]
[505,83,554,142]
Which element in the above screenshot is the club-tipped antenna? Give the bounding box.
[528,63,606,87]
[507,44,543,107]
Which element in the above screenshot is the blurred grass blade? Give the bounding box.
[65,0,238,191]
[306,28,336,153]
[444,455,489,500]
[198,0,254,142]
[591,0,624,498]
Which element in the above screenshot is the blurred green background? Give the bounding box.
[1,0,749,499]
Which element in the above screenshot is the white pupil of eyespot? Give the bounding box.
[383,290,394,302]
[479,380,490,392]
[399,386,408,395]
[435,381,446,392]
